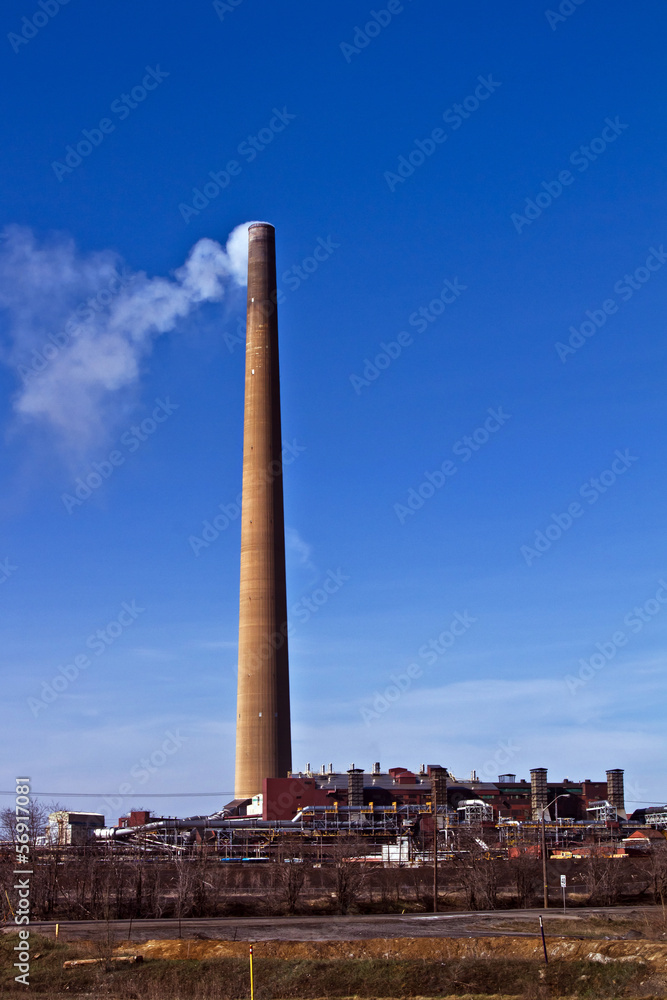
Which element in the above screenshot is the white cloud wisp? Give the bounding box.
[0,222,253,454]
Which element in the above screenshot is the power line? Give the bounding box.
[0,791,233,798]
[1,792,662,803]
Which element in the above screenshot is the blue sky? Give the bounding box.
[1,0,666,823]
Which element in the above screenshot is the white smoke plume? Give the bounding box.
[0,221,253,455]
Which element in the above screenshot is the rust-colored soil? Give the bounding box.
[118,934,667,965]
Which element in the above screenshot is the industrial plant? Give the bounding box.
[46,226,664,871]
[14,226,667,883]
[70,762,656,852]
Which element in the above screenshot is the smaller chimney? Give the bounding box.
[430,766,448,813]
[530,767,548,820]
[606,769,625,812]
[347,767,364,810]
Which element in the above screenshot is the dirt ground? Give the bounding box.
[3,923,667,999]
[23,904,667,943]
[122,932,667,964]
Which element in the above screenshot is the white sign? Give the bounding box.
[560,875,567,887]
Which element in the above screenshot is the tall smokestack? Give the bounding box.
[234,223,292,800]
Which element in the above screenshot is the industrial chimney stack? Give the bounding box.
[234,223,292,801]
[347,768,364,811]
[530,767,548,820]
[606,768,625,812]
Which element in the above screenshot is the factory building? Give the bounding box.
[9,229,661,872]
[46,811,104,846]
[219,226,637,848]
[224,764,625,824]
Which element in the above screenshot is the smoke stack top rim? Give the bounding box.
[248,221,275,231]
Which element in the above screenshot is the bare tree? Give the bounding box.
[0,798,50,845]
[583,849,624,906]
[268,835,309,914]
[509,847,542,908]
[143,863,167,918]
[641,841,667,907]
[172,856,194,919]
[31,850,63,919]
[327,836,367,915]
[453,832,499,910]
[272,859,308,914]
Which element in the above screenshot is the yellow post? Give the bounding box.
[249,944,254,1000]
[55,923,59,939]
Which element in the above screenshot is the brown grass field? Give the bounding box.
[2,911,667,998]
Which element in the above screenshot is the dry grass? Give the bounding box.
[1,932,663,998]
[121,933,667,965]
[483,911,667,942]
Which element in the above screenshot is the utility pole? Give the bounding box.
[432,786,438,913]
[430,766,448,913]
[541,808,548,909]
[540,794,570,909]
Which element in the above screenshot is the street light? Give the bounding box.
[541,794,571,909]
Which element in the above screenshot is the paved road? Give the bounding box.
[9,905,659,943]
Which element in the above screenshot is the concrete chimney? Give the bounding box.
[606,769,625,812]
[430,766,448,813]
[530,767,548,820]
[234,223,292,800]
[347,768,364,810]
